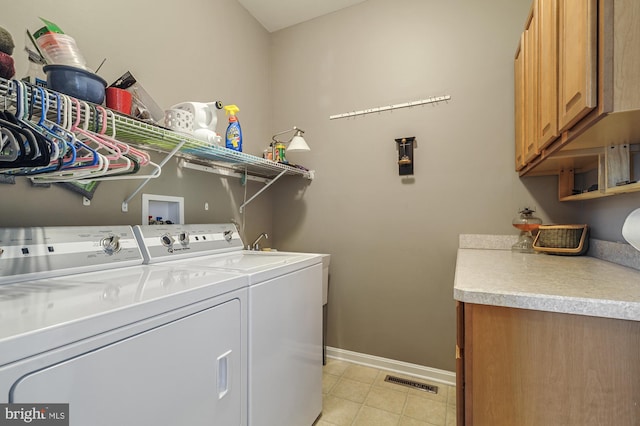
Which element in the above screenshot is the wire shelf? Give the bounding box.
[110,114,312,180]
[0,77,313,181]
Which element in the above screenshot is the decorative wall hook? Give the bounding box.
[395,137,416,176]
[329,96,450,120]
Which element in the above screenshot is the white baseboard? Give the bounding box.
[326,346,456,387]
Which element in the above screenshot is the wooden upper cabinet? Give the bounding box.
[514,36,525,170]
[537,0,558,149]
[515,0,640,199]
[558,0,597,131]
[523,3,539,164]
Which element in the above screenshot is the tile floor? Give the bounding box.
[315,359,456,426]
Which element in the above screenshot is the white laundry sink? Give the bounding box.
[202,251,308,271]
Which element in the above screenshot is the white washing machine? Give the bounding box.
[0,226,248,426]
[134,224,324,426]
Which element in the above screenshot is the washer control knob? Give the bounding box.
[161,233,174,248]
[178,231,189,246]
[101,235,121,256]
[223,230,233,242]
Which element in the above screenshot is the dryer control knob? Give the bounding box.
[161,233,174,248]
[178,231,189,246]
[101,235,121,256]
[223,230,233,242]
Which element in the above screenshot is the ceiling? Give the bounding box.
[237,0,368,32]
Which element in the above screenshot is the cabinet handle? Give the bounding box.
[456,345,463,360]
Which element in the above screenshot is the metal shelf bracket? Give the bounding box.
[239,169,287,213]
[179,159,271,184]
[121,140,186,212]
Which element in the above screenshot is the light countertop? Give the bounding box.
[454,248,640,321]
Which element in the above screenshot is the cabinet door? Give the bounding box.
[523,3,539,163]
[537,0,558,148]
[514,36,526,171]
[455,301,465,426]
[464,303,640,425]
[558,0,597,131]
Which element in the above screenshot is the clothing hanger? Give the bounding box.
[0,110,51,169]
[0,127,20,162]
[20,84,108,179]
[10,80,68,167]
[0,77,160,182]
[78,104,162,180]
[72,99,124,163]
[98,108,152,166]
[32,97,139,182]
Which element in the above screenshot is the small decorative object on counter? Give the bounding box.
[511,207,542,253]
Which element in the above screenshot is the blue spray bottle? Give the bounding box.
[224,104,242,152]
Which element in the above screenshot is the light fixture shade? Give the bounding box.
[287,134,311,152]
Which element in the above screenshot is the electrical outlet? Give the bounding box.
[205,202,209,211]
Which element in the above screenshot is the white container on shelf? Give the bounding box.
[36,33,88,70]
[164,108,194,133]
[170,102,220,133]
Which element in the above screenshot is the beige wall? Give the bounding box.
[4,0,635,374]
[1,0,274,241]
[574,195,640,241]
[269,0,581,371]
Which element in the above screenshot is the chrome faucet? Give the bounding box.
[251,232,268,251]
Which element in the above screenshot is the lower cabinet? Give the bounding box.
[456,302,640,426]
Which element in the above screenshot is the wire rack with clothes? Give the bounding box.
[0,78,163,182]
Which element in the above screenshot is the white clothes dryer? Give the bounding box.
[0,226,248,426]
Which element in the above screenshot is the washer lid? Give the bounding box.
[185,251,311,271]
[165,250,322,283]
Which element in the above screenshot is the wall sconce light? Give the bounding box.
[271,126,310,163]
[395,136,416,176]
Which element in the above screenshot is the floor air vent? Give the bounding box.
[384,375,438,394]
